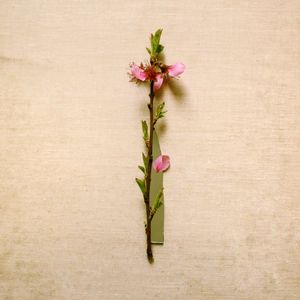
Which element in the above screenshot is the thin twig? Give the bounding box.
[144,79,155,263]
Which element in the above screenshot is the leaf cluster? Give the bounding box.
[146,29,164,59]
[136,152,149,197]
[154,102,167,124]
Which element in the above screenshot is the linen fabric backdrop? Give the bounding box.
[0,1,299,299]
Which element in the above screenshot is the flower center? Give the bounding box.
[145,66,158,81]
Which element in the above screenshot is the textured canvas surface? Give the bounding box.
[0,1,300,299]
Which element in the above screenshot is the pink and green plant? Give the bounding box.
[129,29,185,262]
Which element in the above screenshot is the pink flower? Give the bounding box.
[154,73,164,91]
[167,63,185,77]
[153,155,170,173]
[129,62,185,91]
[130,63,147,81]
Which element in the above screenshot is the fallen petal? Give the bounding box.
[153,155,170,173]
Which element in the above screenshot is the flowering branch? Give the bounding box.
[129,29,185,263]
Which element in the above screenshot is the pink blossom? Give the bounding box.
[154,73,164,91]
[130,63,147,81]
[167,63,185,77]
[129,62,185,90]
[153,155,170,173]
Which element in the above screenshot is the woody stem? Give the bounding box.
[145,79,155,263]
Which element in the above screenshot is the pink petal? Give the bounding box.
[152,155,170,173]
[131,64,147,81]
[168,62,185,77]
[154,73,164,91]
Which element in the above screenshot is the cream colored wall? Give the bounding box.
[0,1,299,299]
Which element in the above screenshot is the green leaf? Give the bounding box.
[142,152,148,170]
[150,34,157,51]
[153,29,163,44]
[138,165,145,173]
[141,120,148,141]
[156,101,165,114]
[155,102,167,121]
[135,178,146,194]
[149,28,164,58]
[156,44,164,54]
[153,188,163,210]
[146,47,151,55]
[150,188,164,220]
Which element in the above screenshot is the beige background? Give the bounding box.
[0,1,300,299]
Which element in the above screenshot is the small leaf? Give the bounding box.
[138,165,145,173]
[150,34,157,51]
[146,47,151,55]
[135,178,146,194]
[155,102,167,121]
[149,28,164,58]
[150,188,164,220]
[157,102,165,114]
[142,153,148,170]
[153,188,164,211]
[156,44,164,54]
[141,120,148,141]
[154,29,163,44]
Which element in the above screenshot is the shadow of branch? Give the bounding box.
[167,78,187,103]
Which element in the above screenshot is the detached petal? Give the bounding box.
[154,73,164,91]
[168,63,185,77]
[131,64,147,81]
[153,155,170,173]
